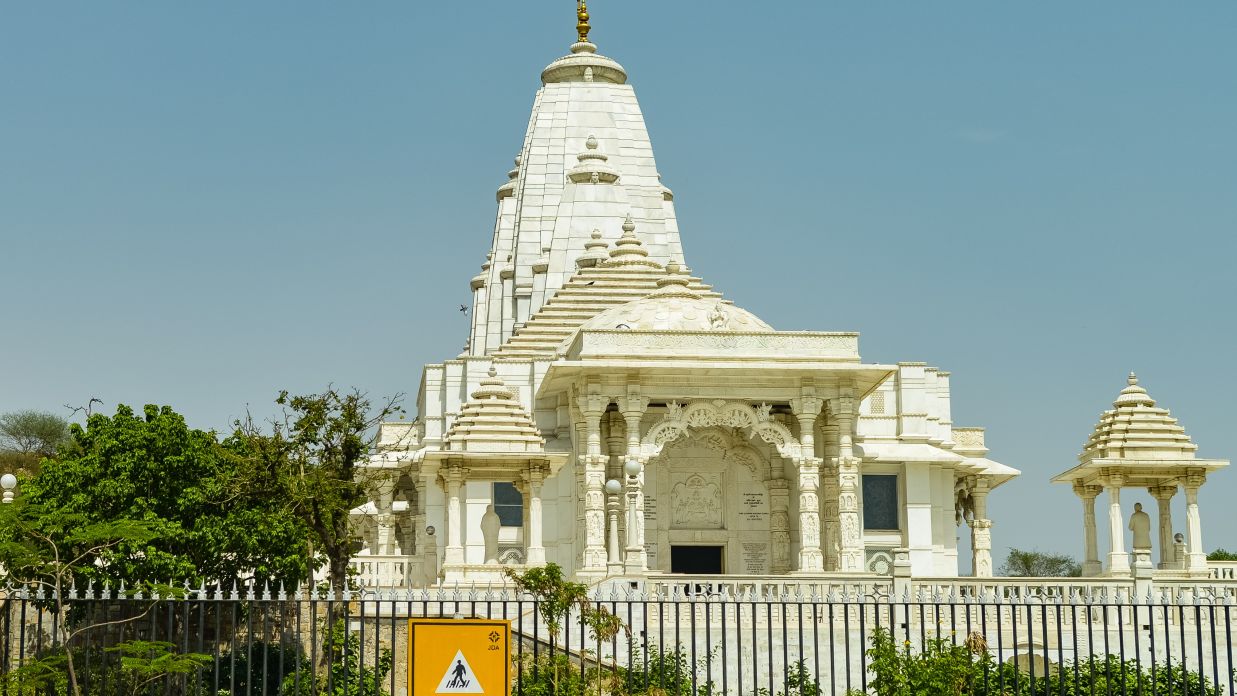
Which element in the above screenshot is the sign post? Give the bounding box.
[408,619,510,696]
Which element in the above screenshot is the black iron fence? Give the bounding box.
[2,582,1235,695]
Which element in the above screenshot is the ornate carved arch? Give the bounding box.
[661,427,770,481]
[640,400,805,462]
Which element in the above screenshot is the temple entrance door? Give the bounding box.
[670,546,724,574]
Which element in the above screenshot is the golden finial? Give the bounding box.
[576,0,591,43]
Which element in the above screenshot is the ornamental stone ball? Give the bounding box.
[605,479,622,495]
[1,473,16,503]
[623,460,642,477]
[1129,502,1152,550]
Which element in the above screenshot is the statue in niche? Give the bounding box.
[954,480,974,526]
[481,504,501,564]
[1129,502,1152,551]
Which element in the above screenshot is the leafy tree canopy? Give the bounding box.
[999,548,1082,577]
[230,387,400,592]
[1207,548,1237,561]
[0,403,315,588]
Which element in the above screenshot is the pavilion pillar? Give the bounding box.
[621,391,650,574]
[792,392,825,572]
[525,465,546,566]
[1150,484,1177,569]
[968,478,992,577]
[834,387,865,573]
[1104,472,1130,576]
[370,474,398,555]
[1183,471,1208,576]
[1074,483,1102,576]
[443,463,466,566]
[577,394,609,575]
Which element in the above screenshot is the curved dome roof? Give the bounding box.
[570,265,773,337]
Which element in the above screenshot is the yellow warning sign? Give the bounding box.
[409,619,510,696]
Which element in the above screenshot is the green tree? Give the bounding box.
[0,495,187,696]
[505,563,625,695]
[1,403,314,588]
[999,548,1082,577]
[232,387,401,593]
[1207,548,1237,561]
[0,409,71,474]
[0,409,71,456]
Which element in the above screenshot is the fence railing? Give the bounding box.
[2,582,1235,695]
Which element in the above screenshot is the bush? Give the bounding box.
[279,620,391,696]
[852,627,1223,696]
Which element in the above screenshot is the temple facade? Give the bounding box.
[358,9,1021,585]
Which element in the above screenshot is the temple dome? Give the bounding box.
[571,264,773,335]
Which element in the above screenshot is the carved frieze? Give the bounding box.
[670,473,723,529]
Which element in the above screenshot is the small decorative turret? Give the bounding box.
[576,230,610,269]
[497,154,521,201]
[602,215,661,269]
[650,262,699,299]
[567,134,620,184]
[1114,372,1156,407]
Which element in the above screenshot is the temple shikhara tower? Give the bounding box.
[358,4,1027,585]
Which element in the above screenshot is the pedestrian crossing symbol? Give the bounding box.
[409,618,509,696]
[435,650,483,693]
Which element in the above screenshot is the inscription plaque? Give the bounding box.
[741,542,770,574]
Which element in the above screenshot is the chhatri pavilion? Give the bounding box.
[355,5,1226,586]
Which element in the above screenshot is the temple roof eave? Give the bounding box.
[423,449,570,479]
[959,456,1021,489]
[1050,457,1229,485]
[537,358,896,402]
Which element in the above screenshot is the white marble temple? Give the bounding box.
[352,18,1035,587]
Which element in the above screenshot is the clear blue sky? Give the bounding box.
[2,2,1235,567]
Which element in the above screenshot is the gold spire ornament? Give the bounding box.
[577,0,591,43]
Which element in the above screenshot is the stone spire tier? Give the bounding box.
[1081,373,1199,462]
[443,368,547,455]
[466,32,684,355]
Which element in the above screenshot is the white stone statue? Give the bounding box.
[1129,502,1152,550]
[481,504,502,564]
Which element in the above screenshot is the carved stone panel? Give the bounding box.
[670,473,723,529]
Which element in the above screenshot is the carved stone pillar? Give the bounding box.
[1104,472,1129,576]
[834,388,864,572]
[443,463,466,566]
[578,393,609,574]
[1150,484,1177,569]
[791,393,824,572]
[970,519,993,577]
[621,391,650,574]
[1183,471,1207,576]
[1074,482,1102,576]
[821,421,840,571]
[605,411,626,545]
[525,465,546,566]
[769,475,791,574]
